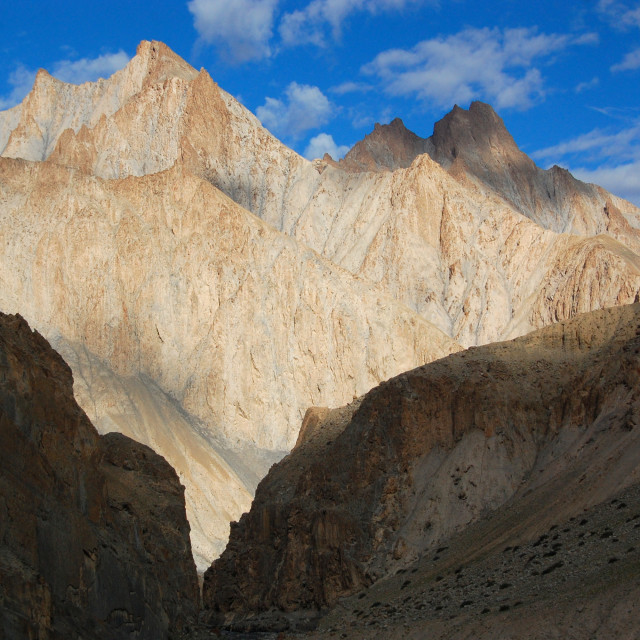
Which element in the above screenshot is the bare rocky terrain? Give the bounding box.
[203,304,640,638]
[1,39,640,625]
[0,313,199,638]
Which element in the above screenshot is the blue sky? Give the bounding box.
[1,0,639,204]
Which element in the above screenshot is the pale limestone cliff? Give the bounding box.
[0,157,459,568]
[4,44,638,349]
[0,41,197,163]
[3,40,640,574]
[335,102,640,246]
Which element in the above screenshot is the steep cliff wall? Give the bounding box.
[203,304,640,631]
[0,313,199,639]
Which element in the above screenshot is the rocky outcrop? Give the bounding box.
[3,40,640,572]
[0,157,459,569]
[428,102,640,243]
[312,480,640,639]
[0,312,199,639]
[330,102,640,250]
[202,304,640,631]
[335,117,432,173]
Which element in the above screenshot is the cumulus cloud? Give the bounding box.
[361,27,594,110]
[0,51,129,110]
[279,0,425,47]
[303,132,350,159]
[188,0,279,63]
[612,47,640,71]
[256,82,333,138]
[51,51,130,84]
[0,65,37,109]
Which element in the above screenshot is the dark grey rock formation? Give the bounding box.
[0,312,199,639]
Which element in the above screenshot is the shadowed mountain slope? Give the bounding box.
[203,304,640,635]
[0,313,199,639]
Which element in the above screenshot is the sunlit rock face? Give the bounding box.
[2,40,640,573]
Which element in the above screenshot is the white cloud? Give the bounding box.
[361,27,594,110]
[612,47,640,71]
[532,119,640,206]
[599,2,640,77]
[279,0,425,47]
[575,77,600,93]
[256,82,333,138]
[572,162,640,206]
[188,0,279,63]
[0,51,129,110]
[532,122,640,164]
[330,81,372,95]
[0,65,37,109]
[51,51,130,84]
[598,0,640,29]
[303,132,350,159]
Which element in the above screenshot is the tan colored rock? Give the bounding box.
[52,336,256,572]
[0,156,459,569]
[0,41,197,162]
[3,43,639,350]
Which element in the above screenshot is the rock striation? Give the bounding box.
[203,303,640,632]
[0,156,459,569]
[2,40,640,572]
[0,312,199,639]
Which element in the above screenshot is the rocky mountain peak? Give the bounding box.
[337,115,431,172]
[132,39,198,86]
[429,100,523,169]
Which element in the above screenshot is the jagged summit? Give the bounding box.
[133,39,199,84]
[2,38,640,575]
[334,101,640,239]
[336,102,518,175]
[0,40,198,162]
[336,116,432,172]
[429,101,521,167]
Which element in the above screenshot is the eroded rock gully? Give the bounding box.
[203,304,640,636]
[0,313,199,639]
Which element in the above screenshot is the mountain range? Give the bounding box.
[1,40,639,637]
